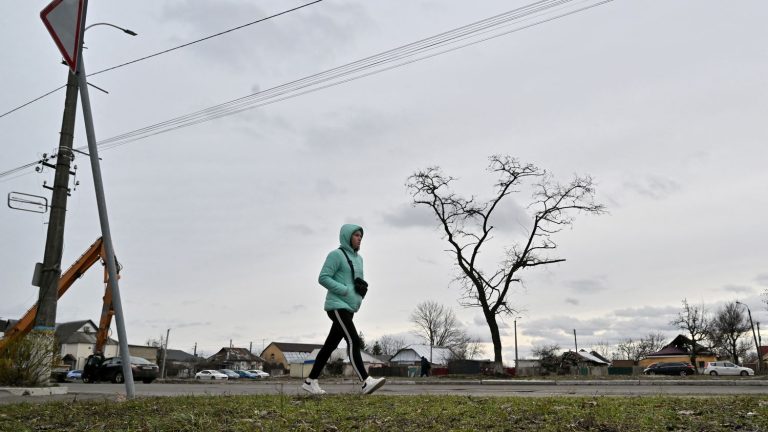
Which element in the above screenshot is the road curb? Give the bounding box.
[0,386,69,396]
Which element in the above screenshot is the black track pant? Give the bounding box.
[308,309,368,381]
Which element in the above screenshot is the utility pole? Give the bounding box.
[32,68,79,381]
[160,328,170,379]
[758,322,763,373]
[573,329,578,352]
[737,301,761,373]
[249,341,253,354]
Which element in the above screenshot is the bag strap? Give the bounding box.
[338,247,356,281]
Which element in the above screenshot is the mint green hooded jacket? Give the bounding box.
[319,224,365,312]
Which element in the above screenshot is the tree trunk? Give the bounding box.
[484,310,504,374]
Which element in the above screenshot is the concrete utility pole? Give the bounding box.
[32,68,79,380]
[737,301,761,373]
[161,328,170,379]
[573,329,578,352]
[514,319,519,371]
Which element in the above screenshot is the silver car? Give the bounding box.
[703,361,754,376]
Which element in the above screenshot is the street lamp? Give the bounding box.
[85,22,138,36]
[77,18,138,398]
[514,318,520,373]
[736,301,762,373]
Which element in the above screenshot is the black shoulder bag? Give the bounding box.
[338,248,369,298]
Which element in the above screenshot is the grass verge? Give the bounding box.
[0,394,766,431]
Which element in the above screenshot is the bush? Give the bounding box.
[324,359,344,376]
[0,332,58,387]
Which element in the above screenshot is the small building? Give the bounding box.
[55,320,118,370]
[639,335,716,369]
[390,345,453,366]
[207,347,264,371]
[260,342,323,373]
[292,348,385,378]
[128,345,159,363]
[561,350,611,376]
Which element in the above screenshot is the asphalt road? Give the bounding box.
[3,378,768,404]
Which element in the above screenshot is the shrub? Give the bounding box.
[0,332,59,387]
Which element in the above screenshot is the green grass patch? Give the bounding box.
[1,394,766,431]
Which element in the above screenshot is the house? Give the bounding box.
[639,335,716,369]
[260,342,323,372]
[0,319,8,338]
[207,347,264,371]
[389,345,453,366]
[128,345,159,363]
[292,348,385,378]
[159,348,200,378]
[55,320,118,370]
[561,350,611,376]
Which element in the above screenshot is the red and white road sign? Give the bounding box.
[40,0,85,73]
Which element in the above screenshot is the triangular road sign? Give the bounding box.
[40,0,85,73]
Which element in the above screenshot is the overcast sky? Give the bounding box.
[1,0,767,362]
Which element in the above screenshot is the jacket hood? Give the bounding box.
[339,224,363,254]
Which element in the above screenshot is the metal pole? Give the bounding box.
[31,68,79,382]
[75,0,134,398]
[514,320,519,370]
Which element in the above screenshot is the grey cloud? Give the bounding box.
[755,273,768,287]
[564,298,579,306]
[566,278,607,294]
[314,178,346,198]
[488,200,531,234]
[723,284,753,294]
[284,224,315,236]
[613,305,680,318]
[623,175,680,200]
[280,304,307,315]
[382,204,436,228]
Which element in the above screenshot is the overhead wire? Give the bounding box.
[0,0,324,120]
[1,0,615,181]
[94,0,610,151]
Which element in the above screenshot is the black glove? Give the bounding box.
[354,277,369,298]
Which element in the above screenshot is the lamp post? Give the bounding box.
[736,301,762,373]
[76,10,138,398]
[514,318,520,372]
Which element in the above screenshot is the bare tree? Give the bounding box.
[709,301,750,364]
[407,155,605,372]
[531,344,561,375]
[591,340,613,360]
[375,335,409,356]
[410,301,468,354]
[616,338,641,361]
[670,299,710,371]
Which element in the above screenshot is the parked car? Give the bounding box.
[218,369,241,380]
[235,370,257,379]
[82,355,159,383]
[643,362,696,376]
[247,369,270,378]
[703,361,754,376]
[195,370,229,380]
[66,369,83,382]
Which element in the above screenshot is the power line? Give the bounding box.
[0,0,323,120]
[1,0,615,181]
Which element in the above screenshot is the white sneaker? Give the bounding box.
[301,378,326,395]
[361,376,386,395]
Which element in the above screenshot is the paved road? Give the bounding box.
[3,379,767,404]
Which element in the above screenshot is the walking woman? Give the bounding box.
[302,224,386,395]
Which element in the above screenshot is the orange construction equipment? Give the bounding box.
[0,237,118,354]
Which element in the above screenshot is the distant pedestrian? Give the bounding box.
[420,356,431,377]
[302,224,386,395]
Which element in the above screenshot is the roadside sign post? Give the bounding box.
[41,0,135,398]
